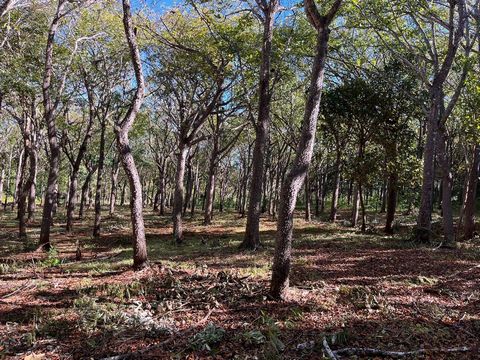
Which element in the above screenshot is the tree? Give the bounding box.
[241,0,280,250]
[270,0,343,300]
[116,0,148,269]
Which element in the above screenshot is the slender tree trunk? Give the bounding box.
[79,166,96,219]
[359,181,366,233]
[351,183,360,227]
[380,177,387,213]
[270,1,340,299]
[204,147,217,225]
[242,0,278,250]
[0,167,4,207]
[437,125,455,246]
[304,173,311,222]
[109,158,120,216]
[116,0,148,269]
[173,144,188,244]
[462,144,480,239]
[329,148,341,222]
[93,121,106,237]
[13,149,25,211]
[190,163,199,217]
[3,149,13,209]
[27,149,37,223]
[120,180,126,206]
[66,170,78,231]
[18,147,29,238]
[39,2,63,250]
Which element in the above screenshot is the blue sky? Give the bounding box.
[131,0,178,13]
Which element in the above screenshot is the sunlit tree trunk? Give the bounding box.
[242,0,279,250]
[116,0,148,269]
[270,0,342,300]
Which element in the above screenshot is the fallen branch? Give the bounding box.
[0,280,35,300]
[333,346,470,358]
[323,338,338,360]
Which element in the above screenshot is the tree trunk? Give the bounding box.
[66,169,78,231]
[462,144,480,239]
[0,167,4,207]
[329,148,341,222]
[79,165,96,219]
[385,172,398,234]
[241,1,278,250]
[27,148,37,223]
[351,183,360,227]
[3,149,13,209]
[270,2,339,299]
[437,125,455,246]
[416,98,437,241]
[173,144,188,244]
[109,158,120,216]
[204,147,217,225]
[39,1,63,250]
[13,148,25,211]
[18,147,29,238]
[93,121,106,237]
[304,173,311,222]
[116,0,148,269]
[380,177,387,213]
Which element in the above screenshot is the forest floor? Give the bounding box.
[0,208,479,359]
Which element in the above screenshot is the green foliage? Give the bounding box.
[189,322,226,352]
[73,296,124,333]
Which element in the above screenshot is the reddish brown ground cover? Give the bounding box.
[0,209,479,359]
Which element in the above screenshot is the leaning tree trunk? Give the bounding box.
[270,0,341,299]
[241,0,278,250]
[115,0,148,269]
[173,144,188,244]
[462,144,480,239]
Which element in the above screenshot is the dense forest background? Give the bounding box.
[0,0,479,359]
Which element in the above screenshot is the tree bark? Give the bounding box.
[27,148,37,223]
[93,120,106,237]
[173,144,188,244]
[270,0,341,300]
[304,172,311,222]
[79,164,96,219]
[116,0,148,269]
[385,172,398,234]
[204,140,217,225]
[39,1,64,250]
[3,149,12,209]
[241,0,279,250]
[462,144,480,239]
[109,157,120,216]
[437,124,455,246]
[329,148,341,222]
